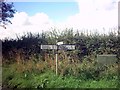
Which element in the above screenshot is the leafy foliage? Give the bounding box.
[2,29,118,63]
[0,1,16,24]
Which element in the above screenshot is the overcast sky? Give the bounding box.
[0,0,119,39]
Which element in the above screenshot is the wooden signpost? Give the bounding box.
[41,43,75,75]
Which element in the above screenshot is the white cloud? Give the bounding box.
[59,0,118,34]
[12,12,29,26]
[11,12,53,27]
[29,13,53,25]
[76,0,119,13]
[0,12,54,39]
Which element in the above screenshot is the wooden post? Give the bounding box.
[56,52,58,75]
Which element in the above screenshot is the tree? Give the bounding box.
[0,0,16,29]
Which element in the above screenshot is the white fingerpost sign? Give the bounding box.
[41,42,75,75]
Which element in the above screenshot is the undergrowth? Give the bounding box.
[2,60,119,88]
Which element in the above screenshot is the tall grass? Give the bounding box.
[2,59,118,88]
